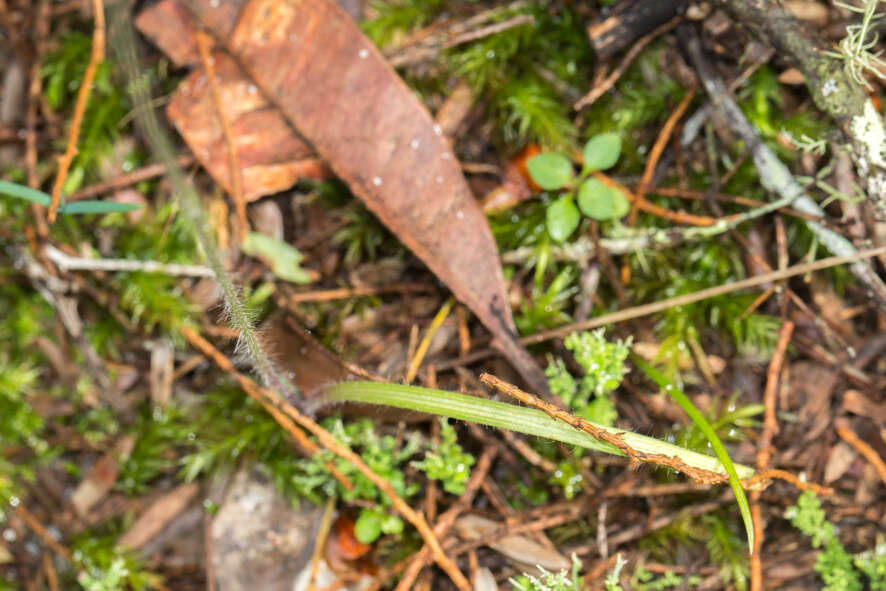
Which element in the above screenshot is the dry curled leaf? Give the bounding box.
[139,0,549,393]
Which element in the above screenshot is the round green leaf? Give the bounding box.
[526,153,574,190]
[578,178,630,220]
[354,510,382,544]
[380,514,404,535]
[582,133,622,172]
[546,195,580,242]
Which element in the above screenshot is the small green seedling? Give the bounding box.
[526,133,629,242]
[0,180,141,216]
[787,490,886,590]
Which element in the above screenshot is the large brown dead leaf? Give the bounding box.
[138,0,549,394]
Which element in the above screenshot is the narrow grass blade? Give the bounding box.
[58,200,143,214]
[0,180,51,206]
[322,381,756,479]
[632,354,754,554]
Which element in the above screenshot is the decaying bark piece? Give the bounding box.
[587,0,686,62]
[713,0,886,217]
[139,0,549,394]
[682,26,886,311]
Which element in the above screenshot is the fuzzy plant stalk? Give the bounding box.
[320,380,755,480]
[107,0,296,399]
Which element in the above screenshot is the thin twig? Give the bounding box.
[66,154,195,201]
[391,447,497,591]
[194,30,247,240]
[25,0,51,238]
[521,245,886,344]
[596,172,717,226]
[44,244,215,277]
[13,504,73,563]
[180,327,354,492]
[48,0,105,222]
[405,297,454,383]
[388,13,535,67]
[836,420,886,489]
[481,373,737,485]
[287,282,432,303]
[180,327,471,591]
[629,79,698,224]
[575,15,681,110]
[751,319,794,591]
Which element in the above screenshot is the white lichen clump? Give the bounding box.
[851,99,886,168]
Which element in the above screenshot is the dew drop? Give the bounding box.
[358,48,369,59]
[247,84,258,94]
[209,0,219,6]
[410,138,420,149]
[8,497,18,508]
[372,176,382,186]
[441,152,451,160]
[435,175,444,183]
[288,371,296,379]
[433,124,443,135]
[486,49,496,59]
[456,210,464,219]
[2,529,16,543]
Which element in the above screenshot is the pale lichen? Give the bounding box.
[851,99,886,168]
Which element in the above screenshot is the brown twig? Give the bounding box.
[751,319,794,591]
[66,154,195,201]
[392,446,496,591]
[194,30,247,240]
[180,326,470,591]
[42,553,61,591]
[446,501,594,557]
[481,373,733,485]
[575,15,681,110]
[629,79,698,224]
[647,187,825,225]
[25,0,50,238]
[180,327,353,491]
[521,245,886,345]
[287,282,433,304]
[48,0,105,222]
[595,172,717,226]
[749,469,832,496]
[13,504,73,563]
[835,421,886,490]
[406,297,454,384]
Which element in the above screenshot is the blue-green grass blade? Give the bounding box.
[59,200,143,214]
[0,180,51,206]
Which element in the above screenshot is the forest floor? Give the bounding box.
[2,1,886,590]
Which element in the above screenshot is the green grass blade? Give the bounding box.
[0,180,51,206]
[323,381,756,478]
[631,354,755,554]
[58,200,143,214]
